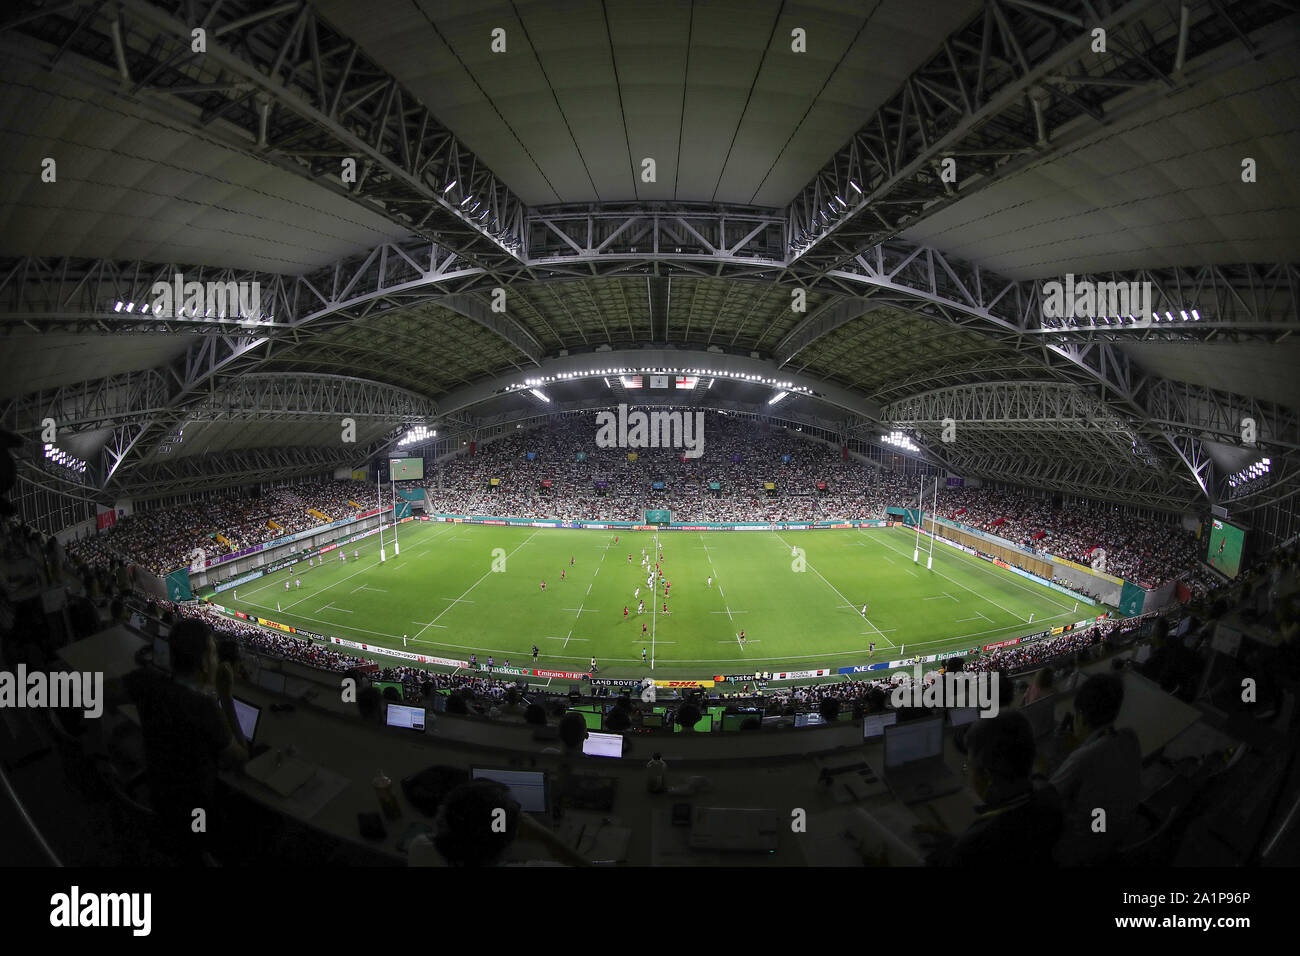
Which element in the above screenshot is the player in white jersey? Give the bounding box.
[707,576,712,587]
[634,587,640,600]
[285,580,290,591]
[295,579,301,589]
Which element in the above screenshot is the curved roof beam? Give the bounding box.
[431,349,884,424]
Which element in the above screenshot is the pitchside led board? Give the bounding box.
[1205,518,1246,579]
[389,457,424,481]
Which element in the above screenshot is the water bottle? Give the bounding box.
[374,771,400,820]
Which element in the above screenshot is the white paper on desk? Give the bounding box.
[283,768,350,820]
[245,752,318,797]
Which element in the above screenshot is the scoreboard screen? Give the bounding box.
[1204,518,1245,579]
[389,458,424,480]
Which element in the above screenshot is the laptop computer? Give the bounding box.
[385,703,426,733]
[582,731,623,758]
[882,716,962,804]
[232,696,271,759]
[863,712,898,739]
[471,768,549,813]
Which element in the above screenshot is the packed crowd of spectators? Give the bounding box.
[423,414,1214,589]
[425,412,913,524]
[51,413,1220,594]
[66,479,380,575]
[937,486,1203,587]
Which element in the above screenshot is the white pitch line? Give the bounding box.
[872,532,1030,623]
[411,529,540,643]
[280,557,380,609]
[774,532,893,648]
[411,620,448,629]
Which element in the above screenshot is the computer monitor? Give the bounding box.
[581,731,623,758]
[385,703,426,732]
[231,696,261,745]
[794,712,826,728]
[641,713,664,728]
[152,636,170,673]
[863,711,898,739]
[948,707,980,727]
[471,768,548,813]
[883,716,943,768]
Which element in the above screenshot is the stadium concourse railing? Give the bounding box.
[178,513,1127,706]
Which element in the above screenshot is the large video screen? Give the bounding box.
[1204,518,1245,579]
[389,458,424,480]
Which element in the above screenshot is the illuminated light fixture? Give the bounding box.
[529,388,550,402]
[398,425,436,448]
[767,391,789,406]
[849,181,862,194]
[1192,309,1200,319]
[881,431,920,453]
[126,302,134,312]
[114,301,123,312]
[443,180,457,193]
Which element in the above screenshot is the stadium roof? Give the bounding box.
[2,0,1298,514]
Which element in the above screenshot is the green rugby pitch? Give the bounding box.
[210,521,1097,680]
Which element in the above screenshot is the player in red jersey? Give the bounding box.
[662,602,669,616]
[561,569,566,580]
[570,556,575,566]
[623,606,629,620]
[540,580,546,591]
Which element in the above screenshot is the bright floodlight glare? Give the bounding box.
[767,391,788,405]
[529,388,551,402]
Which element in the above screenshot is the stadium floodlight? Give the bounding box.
[1192,309,1200,319]
[530,388,551,402]
[443,180,457,193]
[767,391,788,406]
[849,181,862,193]
[114,301,123,311]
